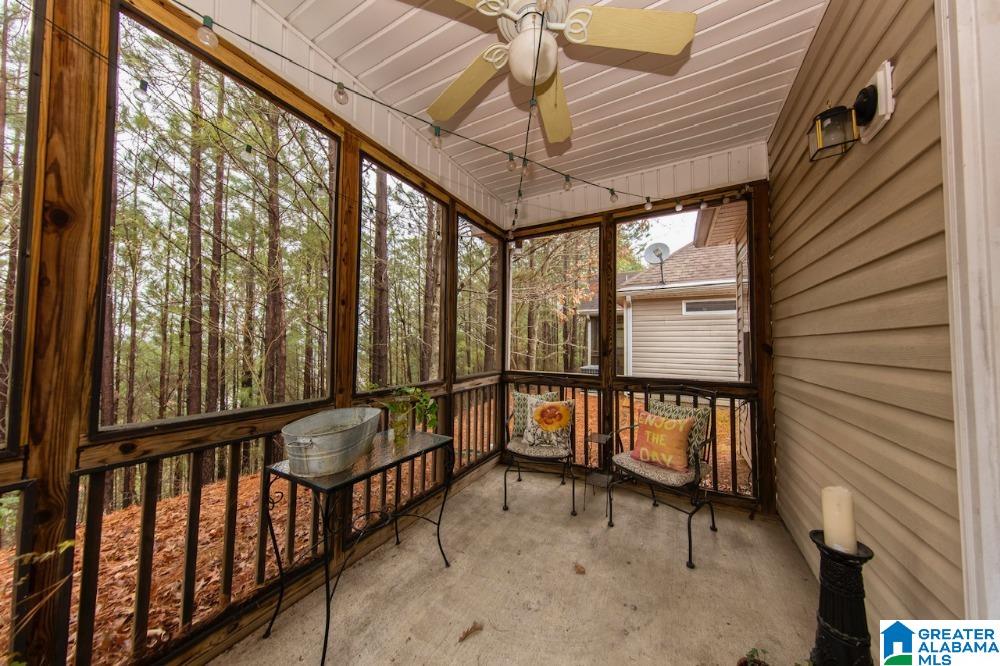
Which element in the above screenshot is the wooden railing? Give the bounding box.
[16,375,509,665]
[503,374,760,503]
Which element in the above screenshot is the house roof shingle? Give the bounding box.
[621,243,736,290]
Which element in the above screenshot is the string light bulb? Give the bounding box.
[506,153,517,172]
[529,97,539,122]
[521,158,531,176]
[517,189,523,202]
[241,144,253,162]
[196,16,219,49]
[722,196,731,204]
[609,189,619,204]
[335,83,349,106]
[644,197,653,211]
[563,175,572,192]
[431,125,443,149]
[674,201,683,212]
[134,79,150,102]
[699,200,708,210]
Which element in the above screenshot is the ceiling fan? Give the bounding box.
[428,0,696,144]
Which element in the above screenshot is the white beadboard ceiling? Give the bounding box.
[259,0,827,206]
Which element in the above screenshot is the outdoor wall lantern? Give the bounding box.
[807,60,894,162]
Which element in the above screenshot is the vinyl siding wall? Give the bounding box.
[629,297,739,381]
[767,0,961,633]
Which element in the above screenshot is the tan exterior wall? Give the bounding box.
[768,0,961,633]
[629,296,739,381]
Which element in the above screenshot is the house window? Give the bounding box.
[684,298,736,315]
[683,299,737,314]
[509,227,598,373]
[456,216,501,377]
[99,13,338,426]
[356,157,444,392]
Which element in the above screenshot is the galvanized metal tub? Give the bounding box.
[282,407,382,477]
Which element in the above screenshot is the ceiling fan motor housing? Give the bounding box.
[502,0,567,85]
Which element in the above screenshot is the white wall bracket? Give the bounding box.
[860,60,894,144]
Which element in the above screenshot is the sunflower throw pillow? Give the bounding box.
[512,391,559,437]
[523,396,574,449]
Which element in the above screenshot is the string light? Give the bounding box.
[134,79,150,102]
[529,97,539,122]
[54,0,676,212]
[431,125,442,149]
[674,201,683,212]
[196,15,219,48]
[609,189,618,204]
[722,196,731,204]
[241,144,253,162]
[644,197,653,211]
[699,200,708,210]
[517,189,523,202]
[335,83,349,106]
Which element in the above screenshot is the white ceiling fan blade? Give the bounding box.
[563,7,696,56]
[428,44,508,123]
[536,69,571,143]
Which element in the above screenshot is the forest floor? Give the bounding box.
[0,399,750,664]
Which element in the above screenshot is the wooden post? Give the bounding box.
[332,129,361,408]
[439,198,458,437]
[22,0,113,661]
[748,180,776,514]
[597,214,616,436]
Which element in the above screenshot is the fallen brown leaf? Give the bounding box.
[574,562,586,575]
[458,621,483,643]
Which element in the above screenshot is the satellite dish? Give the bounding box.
[643,242,671,265]
[643,242,671,284]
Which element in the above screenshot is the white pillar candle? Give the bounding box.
[821,486,857,554]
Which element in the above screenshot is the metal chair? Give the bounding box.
[501,394,577,517]
[607,385,718,568]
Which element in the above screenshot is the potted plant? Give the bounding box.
[380,387,437,447]
[738,648,770,666]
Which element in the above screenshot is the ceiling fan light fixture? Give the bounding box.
[508,26,558,87]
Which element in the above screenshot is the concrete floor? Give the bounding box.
[219,465,818,665]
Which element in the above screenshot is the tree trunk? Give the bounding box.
[262,107,286,404]
[241,233,256,402]
[526,253,537,370]
[370,167,389,387]
[303,262,313,399]
[419,201,439,382]
[0,8,14,440]
[206,75,225,414]
[158,214,174,419]
[186,58,204,416]
[484,242,499,371]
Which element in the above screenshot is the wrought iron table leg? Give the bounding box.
[263,472,285,639]
[394,516,400,545]
[319,494,333,665]
[607,479,615,528]
[436,481,451,568]
[569,458,577,516]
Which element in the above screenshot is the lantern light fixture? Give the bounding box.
[807,84,879,161]
[196,15,219,49]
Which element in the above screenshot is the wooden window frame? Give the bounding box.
[505,223,602,379]
[0,0,46,459]
[352,151,451,398]
[455,213,503,381]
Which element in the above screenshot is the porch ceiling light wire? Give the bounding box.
[20,0,658,208]
[511,8,546,230]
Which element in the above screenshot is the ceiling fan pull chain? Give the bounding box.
[560,8,592,45]
[483,43,510,70]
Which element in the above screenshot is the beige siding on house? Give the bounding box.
[768,0,960,634]
[629,297,739,381]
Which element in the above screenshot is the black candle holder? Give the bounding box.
[809,530,875,666]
